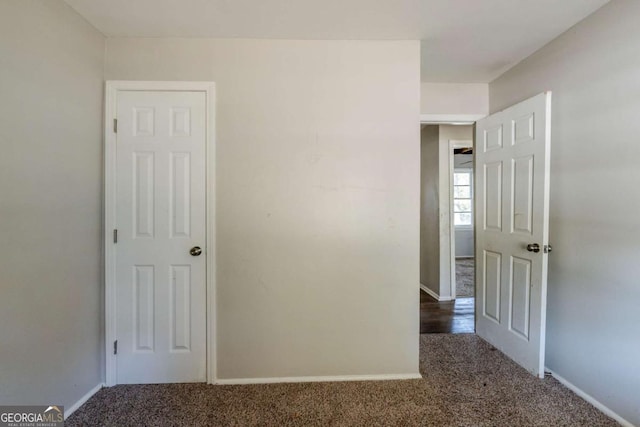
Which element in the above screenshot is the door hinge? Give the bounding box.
[113,340,118,355]
[113,229,118,244]
[113,118,118,133]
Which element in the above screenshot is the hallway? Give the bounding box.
[420,291,474,334]
[455,258,474,298]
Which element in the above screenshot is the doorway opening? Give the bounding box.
[419,124,476,334]
[419,92,552,377]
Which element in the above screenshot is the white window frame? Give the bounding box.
[453,168,473,230]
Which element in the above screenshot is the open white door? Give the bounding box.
[475,92,551,378]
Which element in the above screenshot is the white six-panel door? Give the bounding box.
[114,90,207,384]
[475,92,551,378]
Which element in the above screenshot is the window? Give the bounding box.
[453,170,473,227]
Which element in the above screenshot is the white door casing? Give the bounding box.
[475,92,551,378]
[105,82,216,385]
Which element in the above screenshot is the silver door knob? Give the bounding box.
[526,243,540,253]
[190,246,202,256]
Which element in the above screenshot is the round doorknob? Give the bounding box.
[526,243,540,253]
[190,246,202,256]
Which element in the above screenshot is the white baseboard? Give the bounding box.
[215,373,422,385]
[420,284,453,302]
[65,382,104,420]
[546,369,634,427]
[420,284,439,300]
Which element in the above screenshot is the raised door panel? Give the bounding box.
[511,156,534,235]
[512,113,534,145]
[133,107,155,137]
[484,162,503,231]
[133,152,155,238]
[484,125,503,152]
[134,265,155,352]
[483,250,502,323]
[510,256,531,340]
[170,265,191,352]
[170,153,191,238]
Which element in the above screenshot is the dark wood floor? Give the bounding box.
[420,290,475,334]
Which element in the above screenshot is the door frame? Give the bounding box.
[104,81,217,386]
[448,139,474,300]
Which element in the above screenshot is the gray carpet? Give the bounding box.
[67,335,616,426]
[456,258,474,298]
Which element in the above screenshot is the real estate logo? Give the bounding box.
[0,405,64,427]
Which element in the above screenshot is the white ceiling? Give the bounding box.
[64,0,608,83]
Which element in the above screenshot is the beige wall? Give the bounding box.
[438,124,473,142]
[105,38,421,379]
[490,1,640,424]
[0,0,105,409]
[420,126,440,295]
[420,83,488,116]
